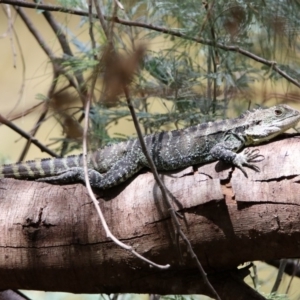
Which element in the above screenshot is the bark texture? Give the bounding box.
[0,135,300,296]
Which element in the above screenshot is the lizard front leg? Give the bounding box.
[210,143,264,177]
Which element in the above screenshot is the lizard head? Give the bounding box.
[244,104,300,145]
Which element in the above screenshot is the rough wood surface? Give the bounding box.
[232,135,300,203]
[0,135,300,295]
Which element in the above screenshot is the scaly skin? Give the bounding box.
[0,104,299,189]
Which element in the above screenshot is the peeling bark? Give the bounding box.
[0,136,300,297]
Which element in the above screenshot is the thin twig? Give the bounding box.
[15,5,91,159]
[3,4,16,67]
[11,7,64,161]
[35,0,88,105]
[123,87,221,300]
[2,5,27,118]
[204,1,218,113]
[81,68,170,270]
[14,6,53,57]
[6,102,44,122]
[17,75,58,161]
[93,0,108,36]
[0,114,59,158]
[18,105,49,162]
[14,6,79,91]
[271,259,287,294]
[88,0,97,60]
[108,1,118,44]
[285,259,299,294]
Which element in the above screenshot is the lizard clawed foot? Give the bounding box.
[233,148,264,177]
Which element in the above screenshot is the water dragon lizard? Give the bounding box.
[0,104,299,189]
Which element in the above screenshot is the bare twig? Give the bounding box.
[6,102,44,122]
[93,0,108,36]
[81,69,170,270]
[14,5,90,159]
[10,7,62,161]
[204,1,218,113]
[271,259,287,294]
[14,6,53,58]
[2,5,16,67]
[2,5,27,118]
[14,6,78,91]
[108,1,118,44]
[88,0,97,60]
[18,105,49,162]
[286,259,299,294]
[37,1,88,104]
[123,87,221,300]
[0,114,59,158]
[18,76,58,161]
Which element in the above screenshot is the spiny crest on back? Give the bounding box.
[238,107,259,119]
[203,110,255,132]
[41,157,54,162]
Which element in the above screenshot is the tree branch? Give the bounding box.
[2,0,300,88]
[0,136,300,297]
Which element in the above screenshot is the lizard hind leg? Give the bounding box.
[36,153,144,189]
[36,167,102,186]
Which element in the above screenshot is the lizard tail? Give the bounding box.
[0,155,83,179]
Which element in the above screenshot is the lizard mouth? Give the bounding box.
[275,114,300,130]
[249,113,300,144]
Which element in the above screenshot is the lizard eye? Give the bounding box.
[275,109,283,116]
[255,120,261,125]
